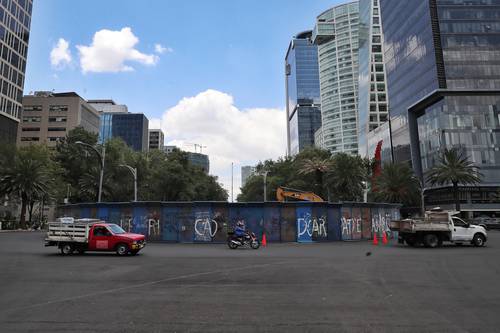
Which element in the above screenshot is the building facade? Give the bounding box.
[380,0,500,214]
[357,0,389,158]
[88,99,128,145]
[148,129,164,150]
[285,30,322,156]
[19,92,100,147]
[187,152,209,174]
[241,165,256,187]
[313,1,360,155]
[111,113,149,151]
[0,0,33,144]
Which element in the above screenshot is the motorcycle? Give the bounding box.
[227,231,260,249]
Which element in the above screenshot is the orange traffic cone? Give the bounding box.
[373,232,378,245]
[262,233,267,247]
[382,231,388,245]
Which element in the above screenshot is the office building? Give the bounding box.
[148,129,164,150]
[88,99,128,144]
[313,1,360,154]
[0,0,33,143]
[111,113,149,151]
[19,91,100,147]
[380,0,500,213]
[285,30,322,156]
[87,99,128,114]
[357,0,389,158]
[187,152,209,173]
[241,166,256,187]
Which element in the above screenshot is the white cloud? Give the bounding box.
[50,38,72,69]
[76,27,159,73]
[154,43,172,54]
[150,89,286,199]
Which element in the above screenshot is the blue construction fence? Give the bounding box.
[57,201,401,243]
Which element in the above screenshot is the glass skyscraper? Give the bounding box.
[285,30,321,155]
[110,113,149,152]
[380,0,500,214]
[313,1,360,155]
[0,0,33,144]
[357,0,389,158]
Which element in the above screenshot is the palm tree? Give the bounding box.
[374,163,421,206]
[327,153,366,202]
[298,157,332,200]
[426,148,482,212]
[0,147,51,229]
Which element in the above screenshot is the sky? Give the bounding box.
[25,0,341,198]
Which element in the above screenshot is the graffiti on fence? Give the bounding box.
[298,213,327,238]
[371,213,391,235]
[194,211,218,241]
[341,216,362,239]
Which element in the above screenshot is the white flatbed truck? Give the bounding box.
[390,208,487,248]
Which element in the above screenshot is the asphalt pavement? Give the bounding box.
[0,231,500,332]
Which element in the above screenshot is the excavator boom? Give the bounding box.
[276,187,324,202]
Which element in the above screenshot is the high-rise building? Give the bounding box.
[111,113,149,151]
[0,0,33,144]
[148,129,164,150]
[88,99,128,144]
[241,166,256,187]
[313,1,360,155]
[357,0,389,158]
[87,99,128,114]
[187,152,209,174]
[285,30,322,156]
[19,91,100,147]
[380,0,500,213]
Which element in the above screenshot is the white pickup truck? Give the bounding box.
[390,208,487,248]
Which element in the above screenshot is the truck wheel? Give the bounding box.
[60,243,74,255]
[405,236,416,247]
[424,234,439,248]
[116,243,129,256]
[472,234,486,247]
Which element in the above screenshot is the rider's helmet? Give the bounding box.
[236,220,244,227]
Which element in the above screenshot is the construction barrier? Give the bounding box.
[57,201,400,243]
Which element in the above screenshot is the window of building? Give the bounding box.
[48,137,61,142]
[372,35,381,44]
[378,93,386,102]
[373,17,379,25]
[20,137,39,142]
[48,127,66,131]
[49,116,67,123]
[22,116,40,122]
[22,127,40,131]
[23,105,42,112]
[372,44,382,53]
[49,105,68,112]
[374,54,382,62]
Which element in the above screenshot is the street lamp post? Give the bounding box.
[263,171,269,202]
[75,141,106,203]
[120,164,138,202]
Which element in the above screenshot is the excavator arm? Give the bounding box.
[276,187,324,202]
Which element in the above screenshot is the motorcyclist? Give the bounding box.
[234,220,248,243]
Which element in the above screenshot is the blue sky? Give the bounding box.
[25,0,338,115]
[25,0,342,196]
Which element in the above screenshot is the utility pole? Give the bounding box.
[75,141,106,203]
[263,171,269,202]
[120,164,138,201]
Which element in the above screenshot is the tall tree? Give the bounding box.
[374,162,421,206]
[298,157,332,200]
[327,153,366,202]
[0,145,52,228]
[426,148,482,211]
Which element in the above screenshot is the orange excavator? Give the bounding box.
[276,186,324,202]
